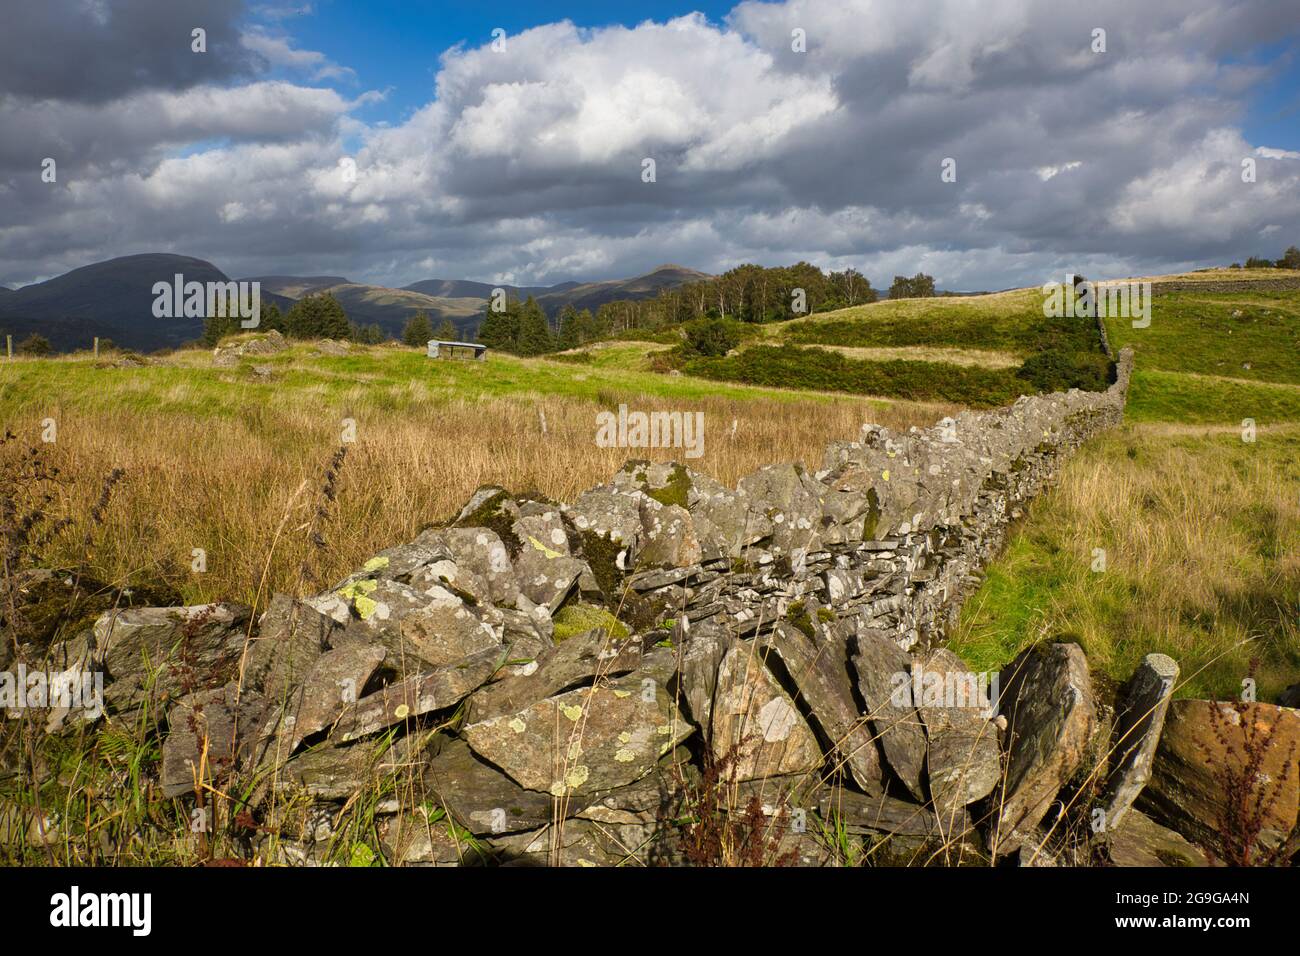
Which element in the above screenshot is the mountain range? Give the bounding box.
[0,255,709,352]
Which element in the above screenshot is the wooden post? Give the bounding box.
[5,335,11,360]
[93,336,99,357]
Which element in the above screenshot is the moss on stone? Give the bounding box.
[454,487,522,555]
[640,461,693,510]
[577,529,623,598]
[552,603,630,642]
[861,487,881,541]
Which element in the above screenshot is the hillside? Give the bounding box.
[0,255,710,351]
[0,254,296,351]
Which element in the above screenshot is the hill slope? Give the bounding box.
[0,254,290,351]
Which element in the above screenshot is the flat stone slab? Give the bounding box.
[992,642,1097,856]
[333,646,504,742]
[464,674,693,796]
[1139,699,1299,858]
[762,622,884,793]
[711,644,824,782]
[851,629,928,801]
[1101,652,1178,831]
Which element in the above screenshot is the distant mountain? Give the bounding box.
[536,265,710,314]
[402,265,710,318]
[302,283,485,338]
[243,275,350,299]
[401,278,562,300]
[0,254,290,352]
[0,256,709,352]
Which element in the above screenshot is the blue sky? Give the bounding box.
[275,1,739,124]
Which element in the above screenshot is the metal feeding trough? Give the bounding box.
[427,340,488,361]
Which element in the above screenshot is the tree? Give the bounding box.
[514,296,555,355]
[1244,256,1273,270]
[259,302,285,334]
[477,300,520,351]
[201,312,240,347]
[17,333,52,356]
[888,273,936,299]
[557,305,581,351]
[286,293,351,339]
[402,310,434,347]
[433,318,458,341]
[1278,246,1300,270]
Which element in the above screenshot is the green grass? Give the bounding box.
[953,283,1300,700]
[779,289,1101,356]
[0,342,884,418]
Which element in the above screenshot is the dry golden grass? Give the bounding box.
[7,368,952,608]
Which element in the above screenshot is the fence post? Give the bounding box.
[5,335,11,360]
[93,336,100,357]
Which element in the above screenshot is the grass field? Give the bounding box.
[4,272,1298,702]
[0,342,953,607]
[951,278,1300,700]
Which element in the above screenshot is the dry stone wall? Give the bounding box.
[63,347,1179,866]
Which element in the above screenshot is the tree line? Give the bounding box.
[470,263,943,357]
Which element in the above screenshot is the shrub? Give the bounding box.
[1015,349,1112,393]
[682,318,741,357]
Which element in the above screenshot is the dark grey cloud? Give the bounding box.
[0,0,258,103]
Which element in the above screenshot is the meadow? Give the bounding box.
[0,343,953,607]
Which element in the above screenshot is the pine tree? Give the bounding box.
[477,300,520,351]
[433,317,458,341]
[515,296,554,356]
[557,305,580,350]
[286,293,352,339]
[402,310,434,347]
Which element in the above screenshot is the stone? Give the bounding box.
[392,585,503,668]
[93,603,250,709]
[465,627,645,722]
[1139,699,1300,859]
[463,673,693,796]
[332,646,504,742]
[1101,652,1178,831]
[511,544,591,612]
[677,619,731,732]
[1105,809,1209,867]
[851,629,928,801]
[710,644,824,781]
[915,647,1000,817]
[737,463,825,556]
[636,500,703,568]
[992,642,1097,856]
[278,734,428,800]
[161,682,267,797]
[423,737,583,835]
[815,785,973,840]
[243,594,332,701]
[380,811,489,866]
[275,643,386,752]
[428,527,521,607]
[212,329,287,366]
[761,622,884,794]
